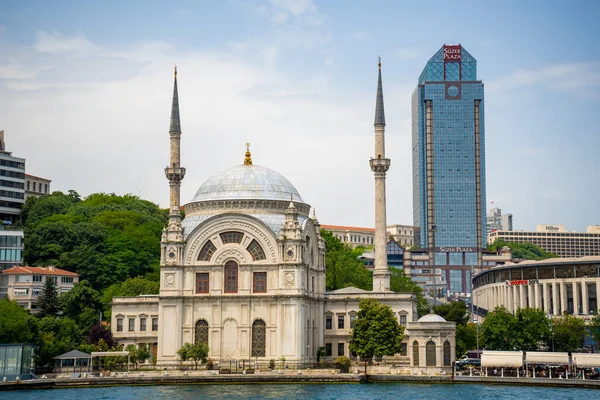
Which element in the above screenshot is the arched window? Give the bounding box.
[224,261,238,293]
[198,240,217,261]
[220,231,243,244]
[443,341,451,366]
[426,340,436,366]
[195,320,208,345]
[246,239,266,261]
[252,319,266,357]
[413,341,419,366]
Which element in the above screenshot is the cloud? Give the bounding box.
[34,30,104,54]
[487,62,600,92]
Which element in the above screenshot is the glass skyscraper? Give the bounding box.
[412,44,486,295]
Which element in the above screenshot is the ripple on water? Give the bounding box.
[2,383,598,400]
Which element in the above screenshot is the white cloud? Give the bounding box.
[33,30,104,54]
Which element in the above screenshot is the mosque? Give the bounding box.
[111,63,456,371]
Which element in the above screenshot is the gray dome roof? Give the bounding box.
[418,312,447,323]
[190,164,304,203]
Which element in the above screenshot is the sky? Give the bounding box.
[1,0,599,232]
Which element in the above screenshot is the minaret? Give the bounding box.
[369,57,391,292]
[162,65,186,267]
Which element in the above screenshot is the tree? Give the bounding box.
[488,239,558,261]
[350,298,404,361]
[177,343,192,365]
[0,298,38,343]
[456,323,478,357]
[36,316,82,368]
[433,301,470,325]
[188,342,209,369]
[589,312,600,351]
[514,308,551,351]
[389,268,429,316]
[551,313,586,352]
[100,276,159,320]
[322,230,372,291]
[60,280,102,334]
[37,276,61,318]
[87,322,117,348]
[480,306,517,350]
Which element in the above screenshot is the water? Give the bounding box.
[1,383,597,400]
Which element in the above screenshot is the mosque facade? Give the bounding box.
[111,64,455,370]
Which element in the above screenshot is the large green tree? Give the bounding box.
[456,323,478,357]
[322,230,372,291]
[0,299,38,343]
[22,192,167,290]
[36,316,82,368]
[349,298,404,360]
[60,280,103,334]
[551,313,586,352]
[433,301,470,325]
[488,239,558,261]
[480,306,517,350]
[589,312,600,351]
[514,307,551,351]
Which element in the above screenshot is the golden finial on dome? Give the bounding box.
[378,56,381,70]
[244,142,253,165]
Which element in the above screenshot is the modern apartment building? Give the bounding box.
[487,207,513,233]
[488,225,600,258]
[411,44,487,294]
[25,174,51,200]
[0,265,79,311]
[0,131,26,224]
[0,229,23,271]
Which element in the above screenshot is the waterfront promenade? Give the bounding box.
[3,369,600,391]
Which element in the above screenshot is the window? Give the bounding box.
[400,314,407,327]
[14,289,29,296]
[400,343,407,356]
[253,272,267,293]
[44,184,48,193]
[325,343,332,356]
[224,260,238,293]
[33,275,42,282]
[252,319,266,357]
[198,240,217,261]
[337,342,345,356]
[220,231,243,244]
[128,318,135,332]
[196,273,209,293]
[325,315,332,330]
[338,315,345,329]
[117,319,123,332]
[32,182,36,192]
[27,181,30,191]
[195,320,209,345]
[413,341,419,366]
[426,341,436,366]
[140,318,147,331]
[443,341,451,366]
[61,277,74,284]
[152,317,158,331]
[311,276,315,294]
[246,239,266,261]
[350,314,357,328]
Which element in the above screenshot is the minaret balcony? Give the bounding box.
[369,158,390,174]
[165,167,186,181]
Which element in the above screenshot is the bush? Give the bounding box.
[334,356,351,373]
[206,359,214,370]
[269,359,275,370]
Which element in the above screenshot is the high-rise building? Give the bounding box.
[412,44,486,295]
[486,206,513,233]
[0,131,26,224]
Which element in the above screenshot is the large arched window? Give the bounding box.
[443,341,451,366]
[195,320,209,345]
[246,239,266,261]
[413,341,419,366]
[252,319,266,357]
[426,340,436,366]
[224,261,238,293]
[198,240,217,261]
[220,231,243,244]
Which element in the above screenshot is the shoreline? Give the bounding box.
[2,373,600,391]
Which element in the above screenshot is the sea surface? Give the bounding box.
[2,383,596,400]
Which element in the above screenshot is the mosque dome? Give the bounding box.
[190,164,304,203]
[417,312,447,323]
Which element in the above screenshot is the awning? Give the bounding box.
[54,350,91,360]
[481,351,523,367]
[573,353,600,368]
[526,352,569,365]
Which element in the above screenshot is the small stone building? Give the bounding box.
[406,311,456,374]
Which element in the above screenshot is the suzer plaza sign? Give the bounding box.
[443,45,462,62]
[437,246,477,253]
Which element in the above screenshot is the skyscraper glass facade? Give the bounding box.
[412,45,486,295]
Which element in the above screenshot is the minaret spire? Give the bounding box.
[369,57,391,292]
[164,65,186,229]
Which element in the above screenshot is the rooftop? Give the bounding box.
[2,265,79,276]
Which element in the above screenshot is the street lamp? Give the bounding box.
[429,224,438,306]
